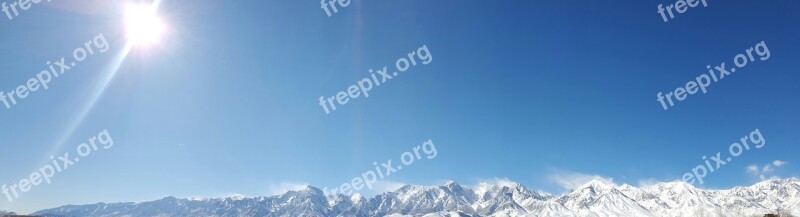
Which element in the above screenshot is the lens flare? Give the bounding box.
[124,3,165,46]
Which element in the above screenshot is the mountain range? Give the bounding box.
[29,178,800,217]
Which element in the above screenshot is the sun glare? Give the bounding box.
[124,3,165,46]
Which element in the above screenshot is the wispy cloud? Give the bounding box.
[747,164,760,175]
[637,178,662,187]
[475,177,518,188]
[773,160,789,167]
[762,165,774,173]
[370,180,407,194]
[747,160,789,181]
[546,170,614,189]
[267,182,309,195]
[186,192,245,201]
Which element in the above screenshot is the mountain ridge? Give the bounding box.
[31,178,800,217]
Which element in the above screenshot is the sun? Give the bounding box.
[124,3,165,46]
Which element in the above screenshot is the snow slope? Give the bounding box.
[32,178,800,217]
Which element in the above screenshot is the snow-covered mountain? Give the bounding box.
[32,178,800,217]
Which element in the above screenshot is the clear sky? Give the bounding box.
[0,0,798,214]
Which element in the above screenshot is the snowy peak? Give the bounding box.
[32,178,800,217]
[578,179,616,192]
[644,181,698,193]
[619,183,637,191]
[555,179,652,217]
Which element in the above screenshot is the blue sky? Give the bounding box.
[1,0,798,214]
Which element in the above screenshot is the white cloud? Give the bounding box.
[747,160,789,181]
[637,178,660,187]
[370,180,407,194]
[747,164,760,174]
[267,182,309,195]
[759,175,781,181]
[547,170,614,190]
[187,192,245,201]
[769,176,780,180]
[475,177,518,188]
[762,165,774,173]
